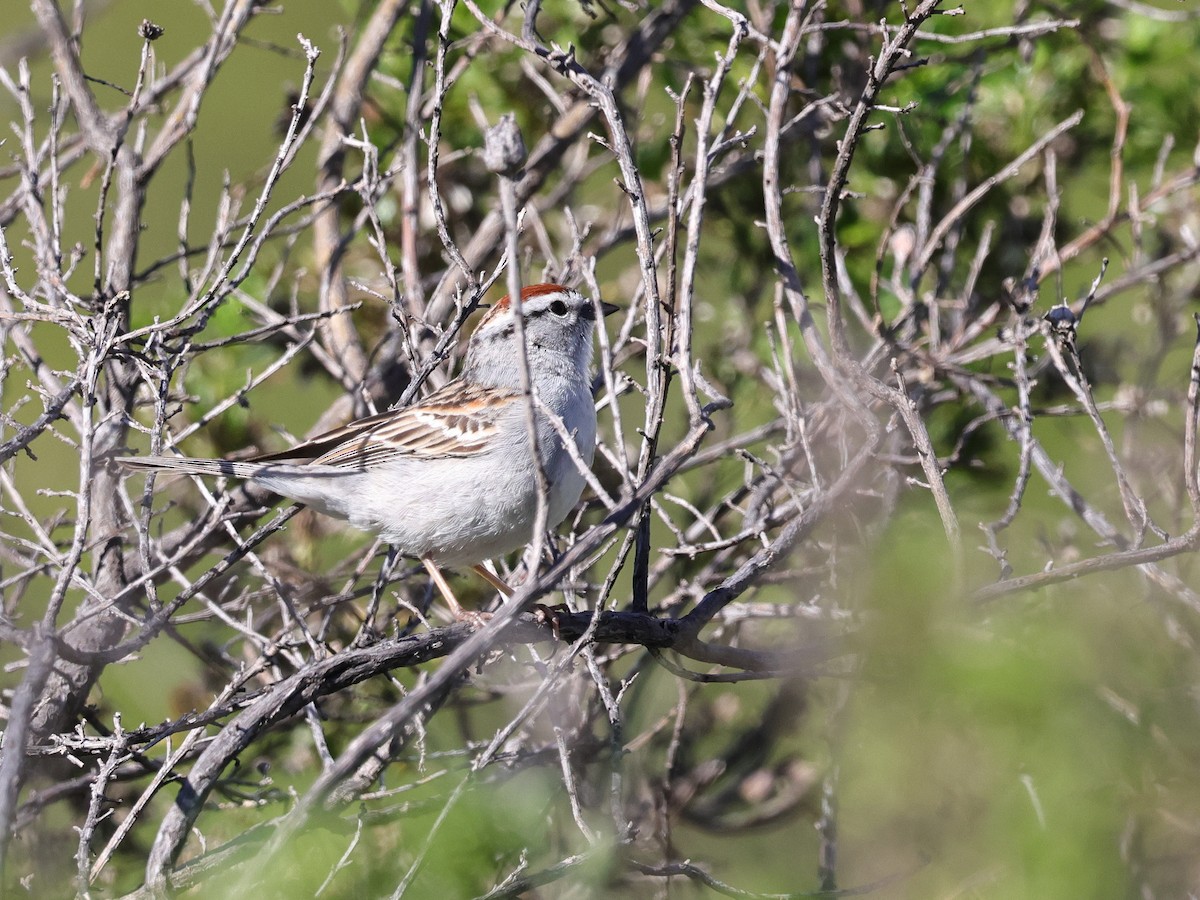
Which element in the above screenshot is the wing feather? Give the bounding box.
[248,381,517,469]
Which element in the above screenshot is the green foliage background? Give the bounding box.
[3,0,1200,896]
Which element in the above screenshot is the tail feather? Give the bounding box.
[118,455,361,521]
[116,455,265,479]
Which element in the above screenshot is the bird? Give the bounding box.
[119,283,618,621]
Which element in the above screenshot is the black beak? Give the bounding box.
[581,299,620,321]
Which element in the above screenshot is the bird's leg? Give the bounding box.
[471,563,514,597]
[422,556,489,625]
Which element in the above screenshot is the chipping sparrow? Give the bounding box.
[119,283,617,620]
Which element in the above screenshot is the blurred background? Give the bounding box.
[3,0,1200,897]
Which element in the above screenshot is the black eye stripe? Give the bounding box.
[525,304,566,319]
[491,296,577,328]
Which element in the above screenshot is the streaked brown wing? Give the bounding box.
[248,407,402,464]
[249,381,517,469]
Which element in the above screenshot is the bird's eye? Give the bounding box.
[549,299,569,316]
